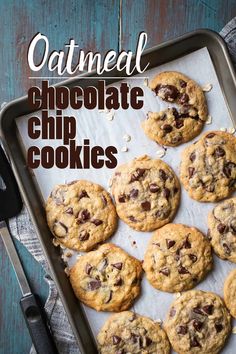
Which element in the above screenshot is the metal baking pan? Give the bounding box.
[1,29,236,353]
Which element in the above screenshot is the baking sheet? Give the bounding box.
[17,47,236,353]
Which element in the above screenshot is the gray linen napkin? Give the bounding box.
[6,18,236,354]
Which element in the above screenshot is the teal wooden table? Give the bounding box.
[0,1,236,353]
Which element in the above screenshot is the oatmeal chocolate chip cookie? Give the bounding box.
[69,243,142,311]
[97,311,170,354]
[164,290,231,354]
[224,269,236,318]
[208,197,236,262]
[46,180,117,251]
[180,131,236,202]
[111,155,180,231]
[142,71,208,146]
[143,224,212,293]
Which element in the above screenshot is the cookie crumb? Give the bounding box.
[60,244,66,250]
[106,110,115,121]
[202,83,213,92]
[121,146,128,152]
[52,238,60,247]
[123,134,131,142]
[156,148,166,158]
[155,318,163,325]
[64,267,70,276]
[98,108,110,114]
[206,115,212,125]
[220,127,227,132]
[174,292,182,298]
[232,326,236,334]
[228,127,235,134]
[65,251,73,258]
[143,78,149,87]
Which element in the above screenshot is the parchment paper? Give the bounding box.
[17,47,236,353]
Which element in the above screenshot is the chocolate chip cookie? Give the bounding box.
[97,311,170,354]
[180,131,236,202]
[142,71,208,146]
[224,269,236,318]
[208,197,236,262]
[164,290,231,354]
[111,155,180,231]
[143,224,212,293]
[69,243,142,311]
[46,180,117,251]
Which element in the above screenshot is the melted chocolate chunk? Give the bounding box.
[206,133,215,139]
[193,307,204,315]
[183,236,191,249]
[179,79,187,88]
[176,325,188,335]
[129,216,137,222]
[192,319,203,332]
[230,218,236,233]
[77,209,90,223]
[130,168,146,182]
[175,119,184,129]
[145,337,152,347]
[215,324,223,333]
[215,146,225,158]
[118,194,127,203]
[114,277,122,286]
[166,239,176,249]
[85,263,92,275]
[149,183,160,193]
[217,223,226,234]
[91,219,103,226]
[173,187,179,194]
[112,335,122,345]
[88,280,101,290]
[206,184,215,193]
[202,304,214,315]
[159,169,168,181]
[179,93,189,104]
[223,162,236,178]
[178,265,190,274]
[188,167,195,178]
[78,190,89,200]
[190,152,196,162]
[141,201,151,211]
[79,230,90,241]
[172,107,179,119]
[190,337,200,348]
[130,188,139,198]
[155,84,179,101]
[162,124,173,134]
[163,188,170,199]
[105,290,113,303]
[65,207,73,215]
[159,267,170,276]
[112,262,123,270]
[189,254,197,263]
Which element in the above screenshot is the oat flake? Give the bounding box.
[206,115,212,125]
[202,83,213,92]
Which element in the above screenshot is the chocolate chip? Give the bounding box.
[91,219,103,226]
[170,307,176,317]
[129,216,137,222]
[172,107,179,119]
[223,162,236,178]
[118,194,126,203]
[183,236,191,249]
[202,304,214,315]
[78,190,89,200]
[230,218,236,233]
[206,184,215,193]
[175,119,184,129]
[141,201,151,211]
[223,243,231,255]
[77,209,90,223]
[162,124,173,133]
[145,337,152,347]
[155,84,179,101]
[159,267,170,276]
[190,152,196,162]
[65,207,73,215]
[188,167,195,178]
[192,319,203,332]
[215,324,223,333]
[85,263,92,275]
[105,290,113,303]
[130,189,139,198]
[217,223,226,234]
[193,307,204,315]
[114,277,122,286]
[159,169,168,181]
[149,183,160,193]
[160,113,167,120]
[190,337,200,348]
[79,230,90,241]
[101,195,107,206]
[178,265,190,274]
[166,239,176,249]
[189,254,197,263]
[112,262,123,270]
[173,187,179,194]
[179,93,189,104]
[179,79,187,88]
[215,146,225,158]
[206,133,215,138]
[112,335,121,345]
[130,168,146,182]
[88,280,101,290]
[176,325,188,335]
[53,221,68,237]
[163,188,170,199]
